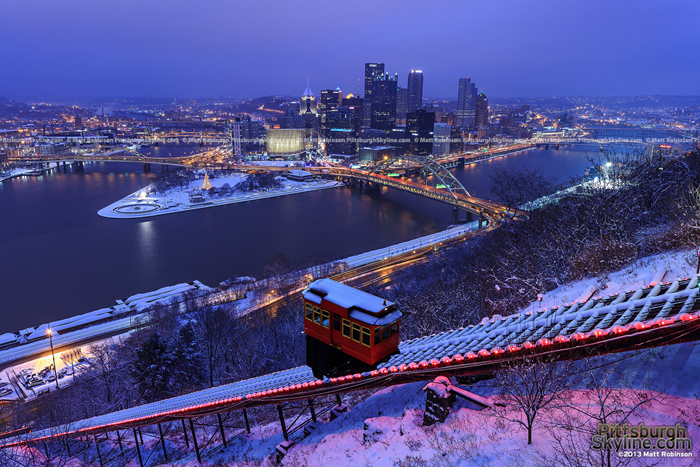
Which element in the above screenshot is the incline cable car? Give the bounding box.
[302,279,402,378]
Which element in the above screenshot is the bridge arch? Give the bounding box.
[371,155,472,199]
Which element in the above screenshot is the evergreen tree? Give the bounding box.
[172,322,206,393]
[132,332,173,403]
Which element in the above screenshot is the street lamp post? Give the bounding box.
[46,328,59,390]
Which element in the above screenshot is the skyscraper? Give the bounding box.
[396,87,408,122]
[320,88,342,115]
[324,106,356,156]
[407,69,423,113]
[300,78,317,115]
[432,123,451,157]
[370,72,398,132]
[299,78,319,146]
[320,88,342,136]
[406,108,435,156]
[341,94,364,136]
[476,91,488,127]
[456,78,477,129]
[364,63,385,106]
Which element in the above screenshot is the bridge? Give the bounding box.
[585,127,697,141]
[6,147,224,171]
[10,146,521,223]
[3,276,699,465]
[310,163,518,224]
[8,151,190,168]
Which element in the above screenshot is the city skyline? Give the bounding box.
[1,0,699,100]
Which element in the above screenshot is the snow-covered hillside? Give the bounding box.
[147,249,700,466]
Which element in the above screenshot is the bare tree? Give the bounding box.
[192,307,234,387]
[676,183,700,273]
[491,356,573,445]
[539,351,668,467]
[490,166,557,212]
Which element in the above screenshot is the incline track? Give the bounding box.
[4,276,700,448]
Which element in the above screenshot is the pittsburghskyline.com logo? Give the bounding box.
[592,423,693,459]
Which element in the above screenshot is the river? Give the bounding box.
[0,143,598,333]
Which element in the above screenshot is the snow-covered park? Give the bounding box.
[98,170,342,219]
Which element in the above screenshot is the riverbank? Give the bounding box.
[0,165,54,182]
[98,173,343,219]
[0,217,481,382]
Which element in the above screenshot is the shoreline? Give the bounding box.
[0,221,481,374]
[98,178,343,219]
[0,166,54,182]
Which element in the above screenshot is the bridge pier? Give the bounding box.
[364,181,380,193]
[143,163,151,173]
[452,207,475,225]
[162,164,169,172]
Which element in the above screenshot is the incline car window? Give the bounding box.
[362,327,371,346]
[352,323,361,342]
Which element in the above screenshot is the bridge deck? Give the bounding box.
[316,167,517,219]
[4,276,700,448]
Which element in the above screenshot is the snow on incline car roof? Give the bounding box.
[349,309,402,326]
[303,279,395,315]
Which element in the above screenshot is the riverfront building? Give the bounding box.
[266,129,305,158]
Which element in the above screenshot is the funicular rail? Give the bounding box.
[4,277,700,449]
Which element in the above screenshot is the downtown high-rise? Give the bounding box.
[476,91,488,127]
[407,69,423,113]
[364,63,385,127]
[456,77,477,129]
[365,63,397,132]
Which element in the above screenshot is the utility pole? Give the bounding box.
[46,328,59,390]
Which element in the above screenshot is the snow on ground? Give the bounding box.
[345,221,479,268]
[0,166,48,182]
[0,281,209,374]
[98,172,342,219]
[129,248,700,467]
[149,362,700,466]
[4,334,126,401]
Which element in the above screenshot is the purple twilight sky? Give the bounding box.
[1,0,698,99]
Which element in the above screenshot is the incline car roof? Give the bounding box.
[302,278,396,316]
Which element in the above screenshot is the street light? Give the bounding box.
[46,328,59,390]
